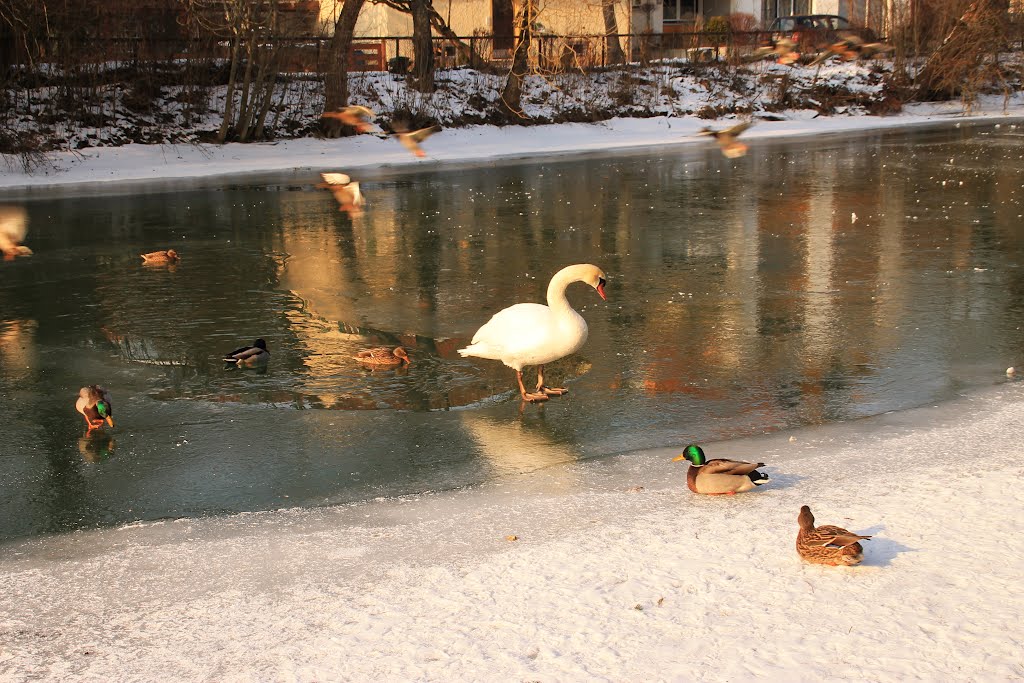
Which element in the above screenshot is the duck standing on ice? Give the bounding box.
[76,385,114,431]
[458,264,607,402]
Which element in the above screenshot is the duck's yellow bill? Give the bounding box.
[671,454,687,462]
[106,417,115,427]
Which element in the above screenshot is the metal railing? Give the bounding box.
[5,27,1024,76]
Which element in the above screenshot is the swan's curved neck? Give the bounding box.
[546,266,584,314]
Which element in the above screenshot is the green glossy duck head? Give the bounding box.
[672,444,706,466]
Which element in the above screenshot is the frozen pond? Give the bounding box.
[1,122,1022,542]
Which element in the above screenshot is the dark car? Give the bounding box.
[767,15,877,49]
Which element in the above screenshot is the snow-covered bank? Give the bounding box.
[1,382,1022,681]
[3,98,1024,193]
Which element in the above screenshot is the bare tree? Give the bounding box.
[409,0,435,92]
[500,0,535,116]
[324,0,367,124]
[602,0,625,65]
[184,0,284,143]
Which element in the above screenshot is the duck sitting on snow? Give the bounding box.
[224,338,270,366]
[76,385,114,430]
[796,505,871,566]
[672,444,769,494]
[355,346,410,368]
[458,264,607,403]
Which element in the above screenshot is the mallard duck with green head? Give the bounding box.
[76,385,114,430]
[224,338,270,366]
[672,444,769,495]
[796,505,871,566]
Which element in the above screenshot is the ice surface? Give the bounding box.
[1,382,1021,681]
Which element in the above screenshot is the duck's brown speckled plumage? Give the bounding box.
[355,346,410,367]
[796,505,871,566]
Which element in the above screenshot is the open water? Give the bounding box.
[1,121,1021,541]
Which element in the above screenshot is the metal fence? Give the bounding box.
[5,27,1024,77]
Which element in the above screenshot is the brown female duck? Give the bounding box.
[141,249,180,264]
[796,505,871,566]
[355,346,410,368]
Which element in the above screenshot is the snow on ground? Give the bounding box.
[0,382,1022,681]
[2,96,1024,193]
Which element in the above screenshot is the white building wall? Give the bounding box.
[730,0,760,16]
[319,0,630,38]
[813,0,841,15]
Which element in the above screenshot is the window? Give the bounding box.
[664,0,699,22]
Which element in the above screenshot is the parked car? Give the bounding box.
[767,15,877,50]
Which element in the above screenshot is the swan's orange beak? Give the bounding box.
[596,279,607,300]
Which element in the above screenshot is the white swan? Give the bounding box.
[458,264,607,402]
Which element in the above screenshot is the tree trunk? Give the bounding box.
[499,0,533,117]
[410,0,434,92]
[324,0,367,132]
[602,0,625,65]
[217,36,243,143]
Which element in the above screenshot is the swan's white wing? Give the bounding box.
[461,303,553,364]
[471,303,552,348]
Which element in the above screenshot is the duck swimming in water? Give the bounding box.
[355,346,411,367]
[224,338,270,366]
[141,249,180,264]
